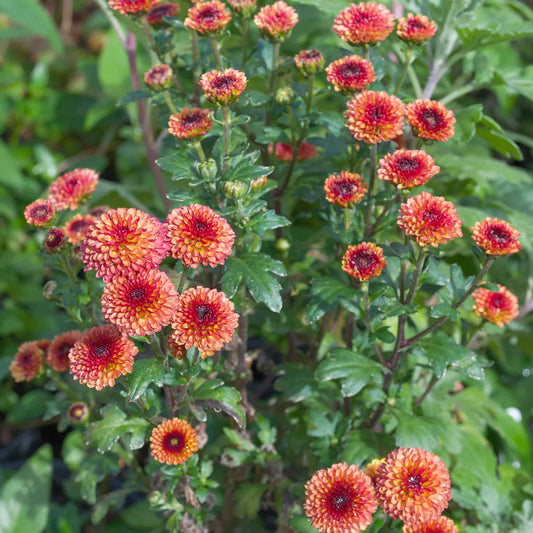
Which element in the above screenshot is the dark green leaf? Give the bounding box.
[126,358,165,401]
[6,390,52,423]
[430,303,459,320]
[246,210,290,236]
[394,412,441,451]
[457,23,533,51]
[233,483,268,519]
[476,127,523,161]
[274,363,316,402]
[117,90,151,107]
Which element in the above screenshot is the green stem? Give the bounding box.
[139,16,159,59]
[362,45,369,60]
[163,90,177,114]
[414,374,439,409]
[191,32,201,104]
[210,35,223,70]
[178,266,190,293]
[221,105,232,173]
[265,41,280,126]
[192,140,207,163]
[362,282,386,365]
[343,207,351,232]
[363,143,378,239]
[394,47,413,94]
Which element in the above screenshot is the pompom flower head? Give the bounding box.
[199,68,247,105]
[169,108,213,140]
[403,515,458,533]
[406,100,455,142]
[471,218,521,256]
[150,418,199,465]
[47,330,81,372]
[24,199,55,227]
[184,0,231,35]
[48,168,99,210]
[144,64,173,91]
[254,1,298,41]
[324,171,368,207]
[397,14,437,45]
[108,0,160,15]
[378,150,440,189]
[146,2,180,27]
[10,341,45,382]
[304,462,378,533]
[398,192,462,247]
[342,242,387,282]
[294,49,325,76]
[326,55,376,93]
[472,284,519,327]
[64,214,96,245]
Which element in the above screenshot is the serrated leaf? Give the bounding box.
[157,152,196,179]
[457,23,533,51]
[394,412,441,451]
[117,90,151,107]
[274,363,316,402]
[305,277,360,324]
[192,379,245,428]
[126,358,165,401]
[246,210,290,237]
[224,150,273,182]
[476,127,523,161]
[430,302,459,320]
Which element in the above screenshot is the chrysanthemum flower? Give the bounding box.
[184,0,231,35]
[82,208,169,282]
[333,2,395,46]
[48,168,99,211]
[326,55,376,93]
[271,141,319,162]
[397,14,437,45]
[375,447,451,524]
[43,227,67,254]
[64,214,96,245]
[253,1,298,41]
[102,269,179,337]
[345,91,406,144]
[108,0,160,15]
[167,337,188,359]
[403,515,458,533]
[67,402,90,424]
[365,458,385,481]
[166,204,235,268]
[170,286,239,353]
[24,199,55,227]
[146,2,180,27]
[378,150,440,189]
[342,242,387,282]
[471,218,521,256]
[69,325,139,390]
[150,418,199,465]
[168,107,213,140]
[304,462,378,533]
[472,284,519,327]
[294,49,325,76]
[324,171,368,207]
[144,64,173,91]
[10,341,45,382]
[47,330,81,372]
[199,68,247,106]
[227,0,256,17]
[406,100,455,143]
[398,192,462,247]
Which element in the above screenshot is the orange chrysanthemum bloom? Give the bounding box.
[471,218,521,256]
[199,68,247,105]
[166,204,235,268]
[342,242,387,282]
[332,2,395,46]
[227,0,256,17]
[345,91,406,144]
[365,458,385,481]
[406,100,455,143]
[184,0,231,35]
[253,1,298,41]
[64,214,96,245]
[403,515,458,533]
[472,284,519,327]
[146,2,180,27]
[69,325,139,390]
[47,330,82,372]
[378,150,440,189]
[24,199,55,227]
[397,14,437,45]
[398,192,462,247]
[150,418,199,465]
[144,64,173,91]
[375,447,451,524]
[48,168,99,211]
[82,208,169,282]
[324,171,368,207]
[326,55,376,93]
[102,270,179,337]
[294,49,325,76]
[10,341,45,382]
[168,108,213,140]
[108,0,160,15]
[304,462,378,533]
[170,286,239,353]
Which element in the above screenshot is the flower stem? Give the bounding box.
[265,41,280,126]
[394,46,413,94]
[163,90,177,114]
[191,32,201,104]
[178,266,190,293]
[221,105,232,174]
[210,35,223,70]
[193,140,207,163]
[363,143,378,238]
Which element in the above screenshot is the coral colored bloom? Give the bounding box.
[184,0,231,35]
[170,286,239,353]
[326,55,376,93]
[82,208,169,282]
[227,0,256,17]
[294,49,325,76]
[365,458,385,481]
[406,100,455,142]
[398,192,462,247]
[168,107,213,140]
[199,68,247,105]
[64,214,96,245]
[166,204,235,268]
[69,325,139,390]
[472,284,519,327]
[108,0,159,15]
[102,270,179,337]
[10,341,45,382]
[375,447,451,524]
[24,199,55,227]
[324,171,368,207]
[144,64,173,91]
[378,150,440,189]
[342,242,387,282]
[271,141,318,162]
[44,227,67,254]
[47,330,81,372]
[146,2,180,27]
[471,218,521,256]
[397,14,437,45]
[48,168,99,211]
[254,1,298,41]
[403,515,458,533]
[304,462,378,533]
[345,91,406,144]
[150,418,199,465]
[333,2,395,46]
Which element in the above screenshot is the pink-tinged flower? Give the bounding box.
[294,49,325,76]
[102,270,179,337]
[67,402,90,424]
[342,242,387,281]
[24,199,55,227]
[403,515,458,533]
[166,204,235,268]
[82,208,169,282]
[471,218,521,256]
[144,64,173,91]
[375,447,451,524]
[333,2,395,46]
[326,55,376,93]
[10,341,45,382]
[184,0,231,35]
[170,286,239,353]
[345,90,406,144]
[324,171,368,207]
[146,2,180,27]
[47,330,82,372]
[108,0,160,15]
[253,1,298,41]
[69,325,139,390]
[44,228,67,254]
[227,0,256,17]
[199,68,247,105]
[150,418,199,465]
[472,284,519,327]
[304,462,378,533]
[397,14,437,45]
[378,150,440,189]
[64,214,96,245]
[271,141,319,162]
[48,168,99,211]
[406,100,455,142]
[168,107,213,140]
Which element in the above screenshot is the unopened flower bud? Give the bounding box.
[199,159,218,181]
[250,176,268,191]
[68,402,89,424]
[275,238,290,252]
[43,281,59,301]
[144,64,173,92]
[146,3,180,28]
[275,86,295,105]
[294,49,324,76]
[228,0,256,18]
[224,181,247,199]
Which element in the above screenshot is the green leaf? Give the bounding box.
[305,277,359,324]
[457,23,533,51]
[117,90,151,107]
[293,0,346,16]
[6,390,52,423]
[476,127,523,161]
[126,358,165,401]
[233,484,268,519]
[246,210,290,237]
[224,150,273,182]
[341,430,379,465]
[430,302,459,320]
[274,363,316,402]
[454,104,483,143]
[394,412,441,451]
[156,151,196,180]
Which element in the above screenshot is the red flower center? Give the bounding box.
[46,230,63,247]
[397,156,419,173]
[403,474,424,495]
[60,343,73,356]
[183,111,202,126]
[195,303,215,324]
[129,287,148,303]
[340,62,362,78]
[93,345,110,358]
[351,251,375,270]
[336,182,356,196]
[408,19,426,30]
[369,105,384,122]
[326,482,356,519]
[423,208,444,226]
[71,219,91,233]
[198,6,219,22]
[164,431,185,452]
[33,206,50,219]
[213,74,236,90]
[488,227,510,244]
[421,109,442,129]
[491,294,505,308]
